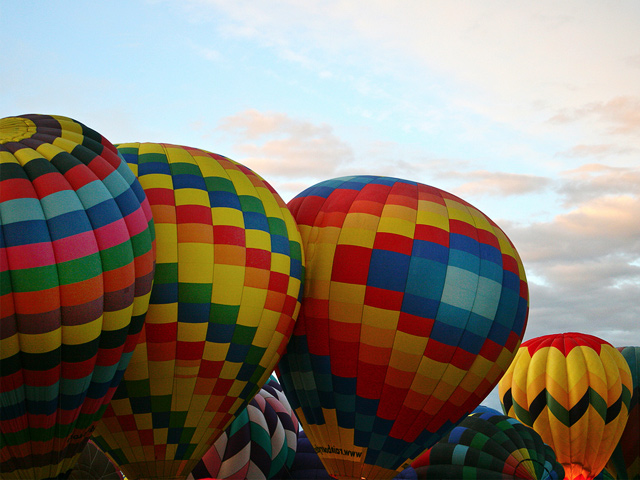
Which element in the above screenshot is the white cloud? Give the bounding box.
[507,189,640,346]
[182,0,640,140]
[558,164,640,206]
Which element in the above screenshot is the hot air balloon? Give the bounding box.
[92,143,304,480]
[499,333,633,480]
[67,440,123,480]
[278,175,529,479]
[188,375,299,480]
[605,346,639,480]
[0,114,155,479]
[410,406,565,479]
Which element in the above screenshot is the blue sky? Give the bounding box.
[3,1,640,410]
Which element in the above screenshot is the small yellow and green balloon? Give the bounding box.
[499,332,633,480]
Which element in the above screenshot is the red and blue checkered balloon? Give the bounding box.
[278,175,529,479]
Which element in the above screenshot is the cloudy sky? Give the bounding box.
[3,1,639,408]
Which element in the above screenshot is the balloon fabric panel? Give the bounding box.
[92,143,304,480]
[287,430,333,480]
[0,115,155,480]
[278,175,529,479]
[499,333,633,480]
[605,346,639,480]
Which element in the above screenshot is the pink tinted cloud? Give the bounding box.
[511,193,640,264]
[506,190,640,344]
[441,170,552,196]
[217,109,354,179]
[557,143,636,158]
[550,96,640,135]
[559,163,640,206]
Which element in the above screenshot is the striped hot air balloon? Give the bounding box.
[92,143,304,480]
[0,114,155,479]
[499,332,632,480]
[278,175,529,479]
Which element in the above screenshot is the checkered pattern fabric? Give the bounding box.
[499,333,633,480]
[278,175,529,479]
[0,115,155,480]
[411,406,564,479]
[92,143,304,480]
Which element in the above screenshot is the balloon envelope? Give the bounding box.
[499,333,633,480]
[410,406,565,479]
[278,175,529,479]
[93,143,304,479]
[0,115,155,479]
[189,375,299,480]
[605,346,639,480]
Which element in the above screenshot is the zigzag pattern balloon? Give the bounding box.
[189,376,299,480]
[499,333,633,480]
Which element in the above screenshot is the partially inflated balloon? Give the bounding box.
[189,376,299,480]
[605,346,639,480]
[68,440,123,480]
[0,115,155,479]
[410,406,564,479]
[93,143,304,480]
[499,333,632,480]
[278,175,529,479]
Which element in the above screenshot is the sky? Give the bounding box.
[3,1,640,411]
